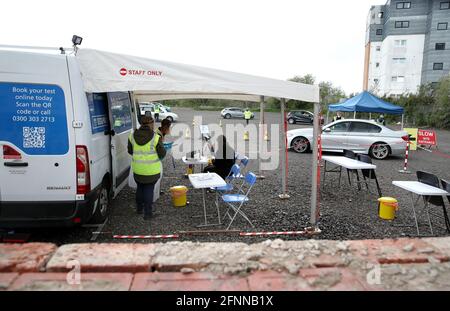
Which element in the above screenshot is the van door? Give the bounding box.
[0,52,76,203]
[107,92,133,197]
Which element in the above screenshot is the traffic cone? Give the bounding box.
[192,118,196,126]
[264,130,269,141]
[244,131,249,141]
[185,128,191,139]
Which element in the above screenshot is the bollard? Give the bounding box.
[399,135,414,174]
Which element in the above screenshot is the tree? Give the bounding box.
[287,74,347,114]
[289,74,315,85]
[434,76,450,128]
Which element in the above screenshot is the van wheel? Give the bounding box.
[166,116,174,122]
[288,118,295,124]
[90,182,110,224]
[225,114,231,119]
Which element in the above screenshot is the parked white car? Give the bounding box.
[287,119,408,160]
[139,104,178,122]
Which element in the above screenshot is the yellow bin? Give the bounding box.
[170,186,188,207]
[378,197,398,220]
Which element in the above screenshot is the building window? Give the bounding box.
[392,76,405,82]
[376,46,381,51]
[393,57,407,64]
[376,62,380,68]
[436,43,446,50]
[440,2,450,9]
[396,2,411,9]
[378,12,384,18]
[433,63,444,70]
[376,29,383,35]
[395,21,410,28]
[438,22,448,30]
[395,39,407,46]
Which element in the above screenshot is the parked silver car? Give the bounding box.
[287,119,408,160]
[221,107,254,119]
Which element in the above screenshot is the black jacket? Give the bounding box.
[127,125,166,184]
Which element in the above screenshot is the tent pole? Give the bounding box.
[279,98,290,199]
[354,111,356,119]
[258,96,265,179]
[326,110,329,124]
[310,101,320,228]
[401,114,404,130]
[369,113,372,120]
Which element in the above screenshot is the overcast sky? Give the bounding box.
[1,0,384,95]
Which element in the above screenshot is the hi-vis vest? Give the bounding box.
[244,110,252,120]
[129,132,161,176]
[154,106,160,113]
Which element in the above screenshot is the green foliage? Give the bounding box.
[380,77,450,129]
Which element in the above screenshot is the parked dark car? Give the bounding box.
[287,110,324,125]
[287,110,314,124]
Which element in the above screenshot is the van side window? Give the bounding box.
[107,92,133,133]
[87,93,110,134]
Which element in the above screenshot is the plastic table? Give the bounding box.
[188,173,226,227]
[392,181,449,235]
[322,156,376,190]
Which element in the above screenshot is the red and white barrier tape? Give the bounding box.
[240,231,306,237]
[113,234,179,239]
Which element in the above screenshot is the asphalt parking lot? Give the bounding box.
[20,107,450,244]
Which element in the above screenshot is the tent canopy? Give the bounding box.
[76,49,319,103]
[328,91,404,115]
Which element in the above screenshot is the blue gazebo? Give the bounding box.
[327,91,405,127]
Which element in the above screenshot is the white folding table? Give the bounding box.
[322,156,376,190]
[392,181,449,236]
[188,172,226,227]
[182,155,209,175]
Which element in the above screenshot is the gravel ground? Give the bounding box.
[26,108,450,244]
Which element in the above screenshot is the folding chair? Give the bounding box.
[222,172,257,230]
[439,179,450,233]
[343,149,361,190]
[212,164,240,192]
[357,154,382,197]
[235,156,249,178]
[416,171,450,234]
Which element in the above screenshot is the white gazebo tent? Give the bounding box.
[76,49,321,228]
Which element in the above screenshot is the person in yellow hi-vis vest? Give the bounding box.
[244,108,252,125]
[154,104,161,122]
[127,115,166,220]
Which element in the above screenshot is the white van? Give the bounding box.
[0,49,134,228]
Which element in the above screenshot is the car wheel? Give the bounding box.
[370,142,390,160]
[288,118,295,124]
[291,137,310,153]
[89,181,110,224]
[225,114,231,119]
[166,116,174,122]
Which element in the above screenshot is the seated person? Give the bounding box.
[203,135,236,179]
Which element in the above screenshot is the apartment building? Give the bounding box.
[363,0,450,96]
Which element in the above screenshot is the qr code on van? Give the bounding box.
[23,127,46,148]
